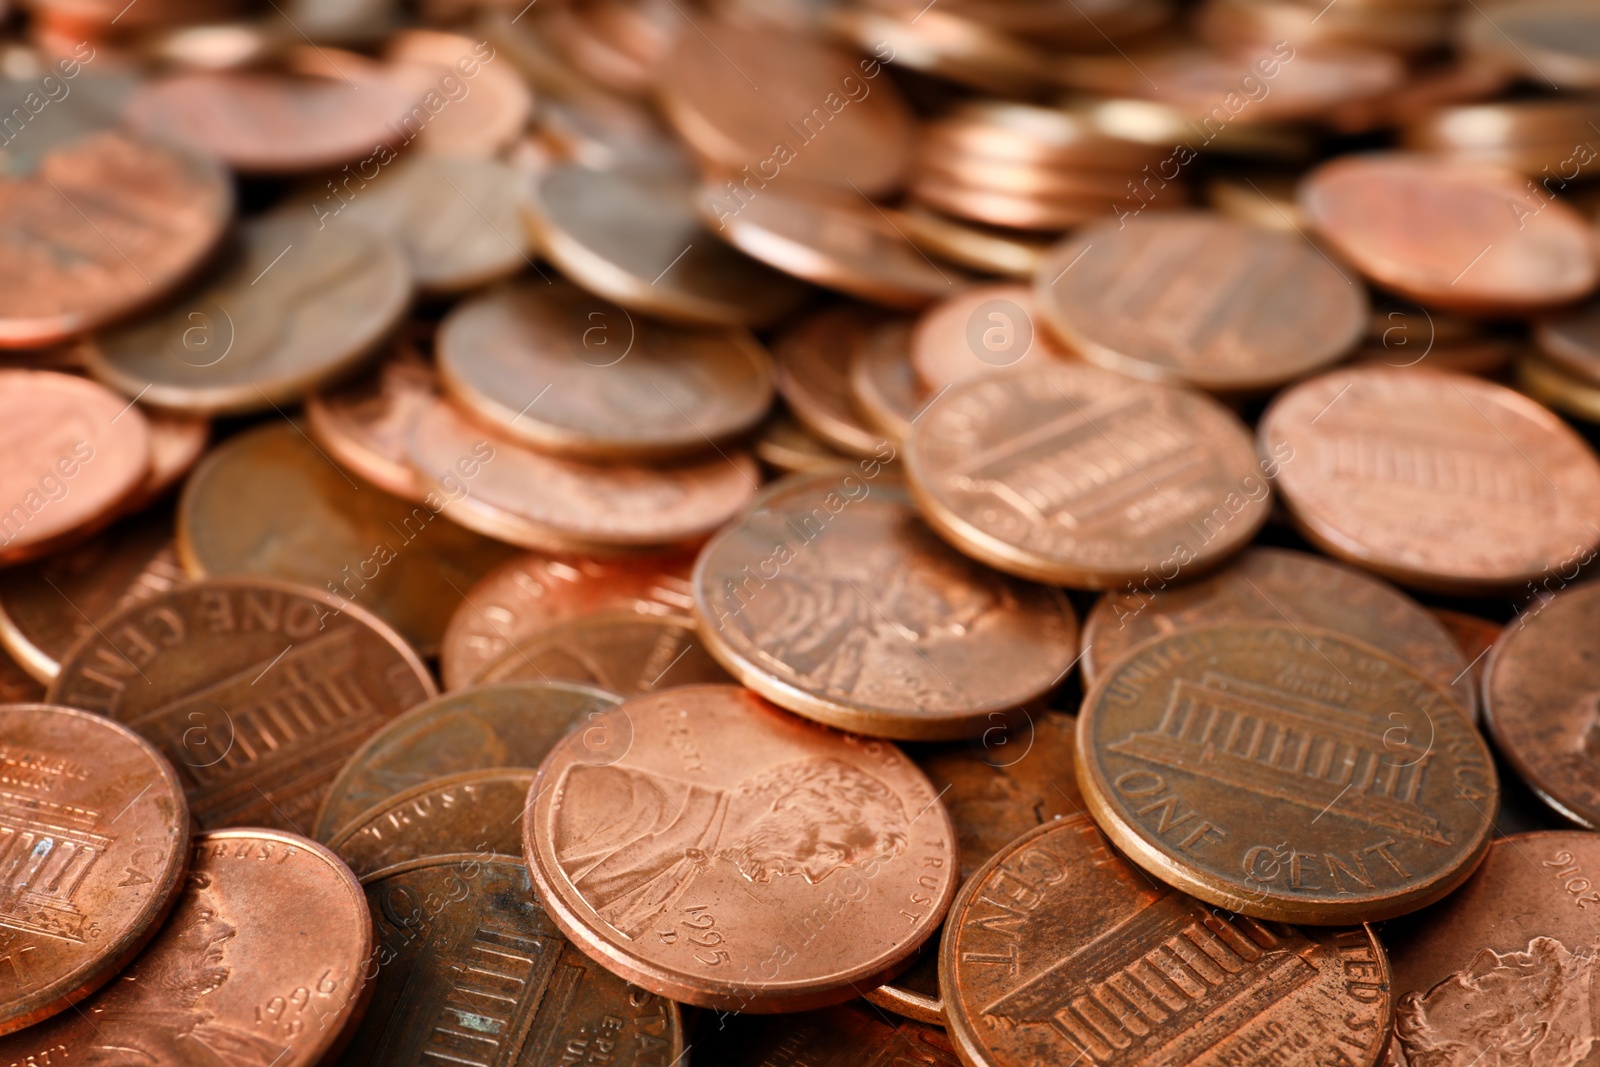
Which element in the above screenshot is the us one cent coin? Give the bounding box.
[695,1000,961,1065]
[0,370,151,566]
[477,613,733,696]
[906,364,1270,588]
[437,281,774,462]
[327,769,535,876]
[83,214,412,416]
[439,549,696,690]
[384,29,535,157]
[48,577,437,833]
[941,814,1392,1067]
[753,412,851,474]
[1260,366,1600,592]
[340,853,684,1065]
[911,283,1072,393]
[774,304,900,458]
[888,204,1052,279]
[1077,622,1497,924]
[1082,547,1477,718]
[523,684,959,1012]
[0,704,189,1036]
[0,129,232,349]
[0,828,373,1066]
[177,421,518,657]
[1483,583,1600,829]
[314,680,620,841]
[120,409,211,516]
[306,346,440,503]
[693,472,1078,739]
[1298,153,1598,314]
[849,319,922,446]
[1034,213,1367,393]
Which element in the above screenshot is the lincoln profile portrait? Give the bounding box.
[554,756,910,939]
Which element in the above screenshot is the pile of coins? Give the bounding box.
[6,0,1600,1064]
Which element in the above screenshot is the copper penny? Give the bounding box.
[525,163,807,328]
[657,19,913,196]
[524,684,958,1011]
[849,319,922,446]
[327,769,534,876]
[693,471,1077,740]
[910,179,1124,233]
[753,412,851,475]
[774,305,898,459]
[383,29,534,158]
[1081,547,1477,718]
[910,283,1073,393]
[905,364,1270,588]
[0,828,373,1066]
[832,6,1049,97]
[406,397,760,553]
[941,814,1392,1067]
[122,410,211,515]
[0,128,232,349]
[84,214,412,416]
[477,612,733,698]
[1260,366,1600,592]
[306,345,439,503]
[1299,154,1598,314]
[1535,296,1600,387]
[340,853,684,1065]
[1078,621,1497,924]
[1516,348,1600,425]
[439,549,696,690]
[694,1000,961,1065]
[888,205,1052,279]
[314,679,620,841]
[0,509,185,683]
[0,370,150,566]
[1034,213,1366,394]
[177,421,518,657]
[1461,1,1600,89]
[48,577,437,832]
[0,704,189,1036]
[919,101,1167,171]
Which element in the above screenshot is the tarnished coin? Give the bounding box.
[1078,622,1497,924]
[911,283,1072,393]
[478,612,733,696]
[1082,547,1477,718]
[0,704,189,1036]
[339,854,683,1065]
[774,304,898,458]
[314,680,620,841]
[693,471,1077,739]
[524,684,959,1011]
[1461,1,1600,89]
[941,814,1392,1067]
[407,398,760,552]
[177,421,517,657]
[1483,583,1600,829]
[49,577,437,832]
[695,1000,961,1065]
[1035,213,1366,393]
[849,319,921,445]
[0,370,151,565]
[525,163,807,327]
[327,769,534,876]
[0,509,184,683]
[83,214,412,416]
[0,828,373,1066]
[0,129,232,349]
[1299,154,1598,314]
[906,365,1270,587]
[306,346,439,502]
[1260,366,1600,592]
[437,281,774,462]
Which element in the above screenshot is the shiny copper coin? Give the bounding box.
[753,411,850,474]
[909,178,1119,233]
[920,101,1168,171]
[1035,213,1366,393]
[477,612,732,696]
[314,679,620,841]
[774,304,897,458]
[383,29,534,158]
[1260,366,1600,592]
[1082,547,1477,718]
[439,549,695,690]
[911,283,1073,393]
[327,769,534,876]
[341,853,683,1065]
[524,684,959,1011]
[306,346,439,502]
[0,370,151,565]
[887,205,1052,279]
[0,509,184,683]
[121,409,210,515]
[658,19,913,195]
[438,281,774,462]
[1299,154,1597,314]
[48,577,436,832]
[832,6,1049,97]
[1515,348,1600,424]
[906,364,1269,587]
[178,421,517,657]
[849,319,921,446]
[941,813,1392,1067]
[407,398,760,552]
[694,472,1077,739]
[1535,296,1600,387]
[695,1000,961,1065]
[0,828,373,1065]
[526,163,807,328]
[84,214,411,416]
[1078,622,1497,924]
[0,128,232,349]
[0,704,189,1036]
